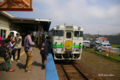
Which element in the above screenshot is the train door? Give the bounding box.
[64,31,73,50]
[65,31,73,41]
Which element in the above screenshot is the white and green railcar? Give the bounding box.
[50,25,83,60]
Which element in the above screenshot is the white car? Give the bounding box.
[83,40,90,48]
[95,43,111,51]
[9,30,18,37]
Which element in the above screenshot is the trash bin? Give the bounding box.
[117,45,120,48]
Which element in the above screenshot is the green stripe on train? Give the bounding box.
[52,44,64,48]
[52,44,83,48]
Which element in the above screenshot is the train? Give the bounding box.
[49,25,83,60]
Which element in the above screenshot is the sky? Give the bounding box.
[8,0,120,35]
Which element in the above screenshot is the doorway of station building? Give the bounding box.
[9,18,51,46]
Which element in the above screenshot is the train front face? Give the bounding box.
[52,25,83,60]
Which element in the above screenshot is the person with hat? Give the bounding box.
[13,33,22,62]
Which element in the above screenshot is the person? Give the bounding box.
[9,32,16,62]
[13,33,22,62]
[24,31,35,73]
[9,32,15,43]
[7,35,14,61]
[0,36,3,46]
[3,38,15,73]
[42,33,45,42]
[38,38,51,70]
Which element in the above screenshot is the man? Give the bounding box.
[24,31,35,73]
[38,38,51,70]
[13,33,22,62]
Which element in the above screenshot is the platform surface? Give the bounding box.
[0,47,46,80]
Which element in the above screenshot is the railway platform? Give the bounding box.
[0,47,59,80]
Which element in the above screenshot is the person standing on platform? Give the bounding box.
[38,38,51,70]
[24,31,35,73]
[0,36,3,46]
[9,32,16,62]
[3,38,15,73]
[13,33,22,62]
[7,35,14,61]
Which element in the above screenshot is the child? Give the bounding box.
[3,38,15,73]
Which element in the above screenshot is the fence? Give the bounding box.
[83,47,120,61]
[101,47,120,56]
[83,43,90,48]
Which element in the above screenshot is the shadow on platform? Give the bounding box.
[32,61,42,67]
[16,63,25,69]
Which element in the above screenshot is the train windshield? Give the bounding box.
[66,32,71,38]
[74,31,83,37]
[53,30,64,36]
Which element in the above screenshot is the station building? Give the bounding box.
[0,11,51,44]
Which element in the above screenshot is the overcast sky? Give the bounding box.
[8,0,120,35]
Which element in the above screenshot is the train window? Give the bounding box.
[53,30,63,36]
[74,31,83,37]
[66,32,71,38]
[80,31,83,37]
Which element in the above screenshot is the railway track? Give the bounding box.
[61,63,89,80]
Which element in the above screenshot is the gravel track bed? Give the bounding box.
[74,50,120,80]
[55,50,120,80]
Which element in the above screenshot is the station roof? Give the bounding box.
[0,11,51,32]
[10,17,51,31]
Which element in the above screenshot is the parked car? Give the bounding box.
[90,42,96,48]
[95,43,111,51]
[83,40,90,48]
[95,40,100,44]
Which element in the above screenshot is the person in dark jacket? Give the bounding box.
[38,38,51,69]
[3,38,15,73]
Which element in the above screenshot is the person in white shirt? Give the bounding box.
[13,33,22,62]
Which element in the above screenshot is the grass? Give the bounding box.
[111,44,120,48]
[83,48,120,62]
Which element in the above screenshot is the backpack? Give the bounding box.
[0,45,7,57]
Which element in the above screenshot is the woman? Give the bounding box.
[0,36,3,46]
[7,35,14,61]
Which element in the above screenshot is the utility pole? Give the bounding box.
[98,31,99,38]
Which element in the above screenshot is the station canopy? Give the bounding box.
[10,17,51,32]
[0,11,51,32]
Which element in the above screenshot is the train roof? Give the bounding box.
[50,25,83,31]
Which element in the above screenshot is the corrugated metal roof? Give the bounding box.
[0,11,14,17]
